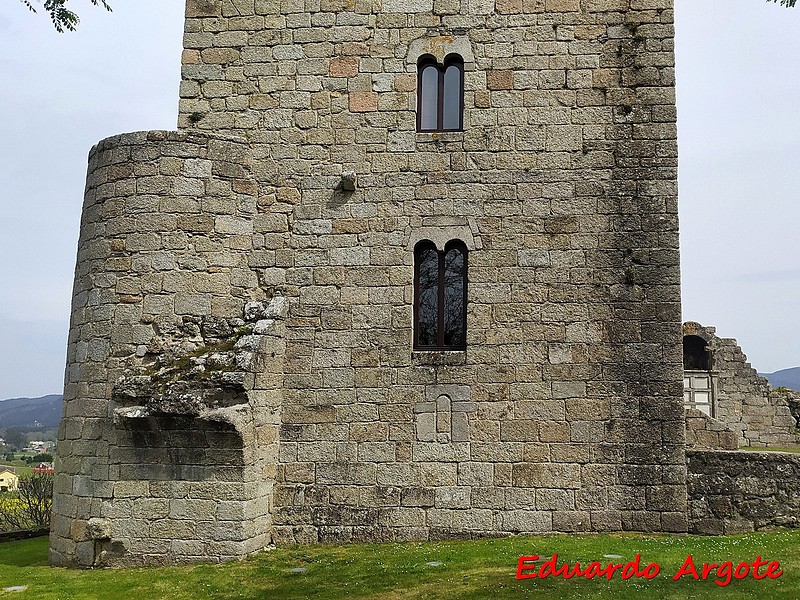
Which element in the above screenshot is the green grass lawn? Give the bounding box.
[1,531,800,599]
[739,446,800,454]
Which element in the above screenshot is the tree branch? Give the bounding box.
[19,0,112,33]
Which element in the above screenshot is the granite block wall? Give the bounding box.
[684,408,737,451]
[688,450,800,534]
[52,0,687,565]
[49,131,284,566]
[178,0,686,545]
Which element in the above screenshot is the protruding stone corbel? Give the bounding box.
[339,171,357,191]
[113,405,151,425]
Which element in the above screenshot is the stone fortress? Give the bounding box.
[49,0,799,567]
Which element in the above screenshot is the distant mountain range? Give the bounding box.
[760,367,800,392]
[0,395,63,429]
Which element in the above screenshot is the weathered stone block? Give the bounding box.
[502,510,551,532]
[512,464,581,489]
[349,92,378,112]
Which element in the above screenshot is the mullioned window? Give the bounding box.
[414,240,467,350]
[417,54,464,132]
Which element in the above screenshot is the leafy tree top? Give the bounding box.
[20,0,111,33]
[19,0,796,33]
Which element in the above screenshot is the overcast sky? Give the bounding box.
[0,0,797,399]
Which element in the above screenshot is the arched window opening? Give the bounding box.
[417,54,464,132]
[416,242,439,347]
[683,335,710,370]
[683,335,714,416]
[443,243,465,347]
[414,240,467,350]
[419,62,440,131]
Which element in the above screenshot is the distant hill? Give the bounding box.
[761,367,800,392]
[0,395,63,429]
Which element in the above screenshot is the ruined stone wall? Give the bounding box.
[777,387,800,431]
[684,408,737,451]
[688,450,800,534]
[683,322,797,448]
[177,0,685,544]
[50,131,284,566]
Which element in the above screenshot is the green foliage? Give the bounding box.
[768,0,797,6]
[19,0,112,33]
[774,386,798,394]
[0,473,53,532]
[23,453,53,464]
[740,445,800,453]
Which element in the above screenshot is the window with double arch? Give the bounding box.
[417,54,464,132]
[414,240,467,350]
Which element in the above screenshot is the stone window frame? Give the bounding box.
[407,37,473,140]
[416,54,464,132]
[413,239,468,351]
[683,333,718,417]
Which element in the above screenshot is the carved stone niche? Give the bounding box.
[414,384,475,443]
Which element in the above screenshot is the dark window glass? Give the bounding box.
[414,240,467,350]
[416,245,439,346]
[417,55,463,132]
[443,245,465,347]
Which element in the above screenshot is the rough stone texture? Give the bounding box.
[683,322,798,448]
[684,408,737,451]
[688,450,800,534]
[49,131,285,566]
[52,0,687,566]
[777,387,800,426]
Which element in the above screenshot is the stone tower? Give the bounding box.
[50,0,685,566]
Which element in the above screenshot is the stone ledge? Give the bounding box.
[411,351,467,366]
[415,132,464,144]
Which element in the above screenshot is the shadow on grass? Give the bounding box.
[0,536,49,567]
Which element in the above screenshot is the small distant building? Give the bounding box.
[0,466,19,492]
[32,463,55,474]
[28,441,54,454]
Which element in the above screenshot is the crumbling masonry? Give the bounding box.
[51,0,688,566]
[683,322,797,450]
